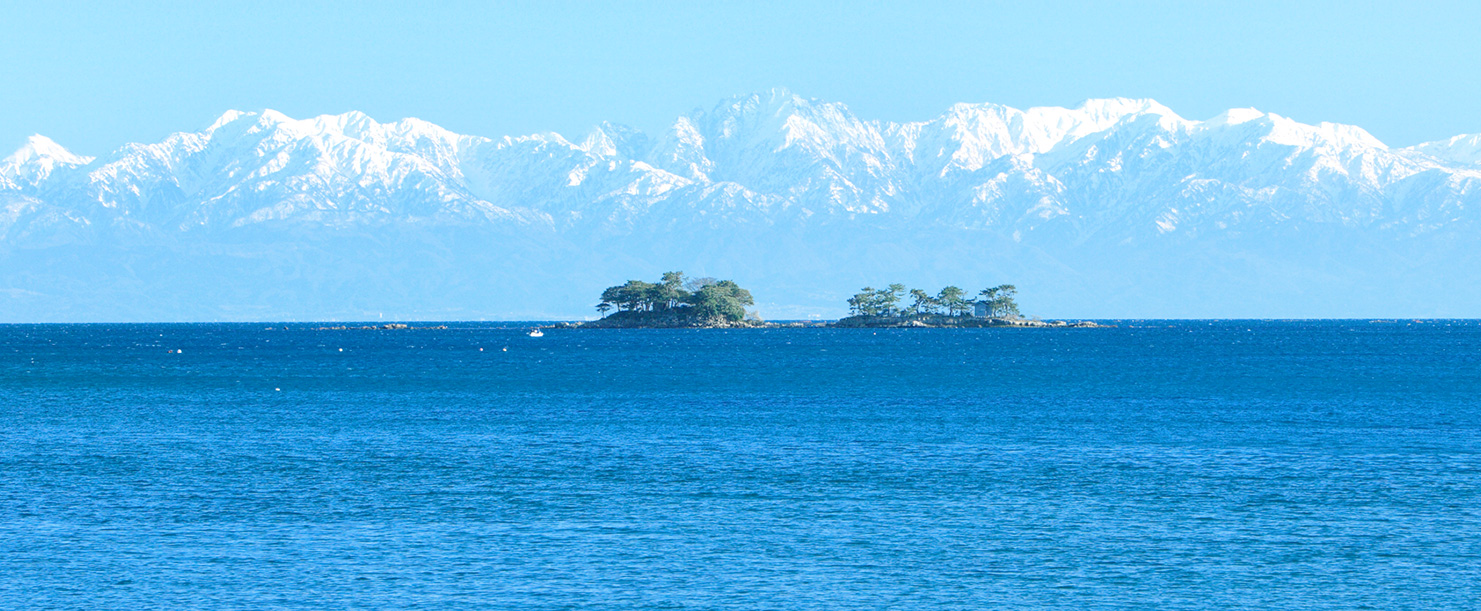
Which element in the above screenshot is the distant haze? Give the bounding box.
[3,89,1481,321]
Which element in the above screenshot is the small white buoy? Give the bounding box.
[274,388,281,391]
[479,348,484,351]
[338,348,343,352]
[502,347,507,352]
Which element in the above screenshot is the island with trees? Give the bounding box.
[579,271,768,328]
[831,283,1101,327]
[572,274,1100,329]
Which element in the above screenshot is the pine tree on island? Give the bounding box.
[977,285,1021,318]
[586,271,759,328]
[838,283,1027,327]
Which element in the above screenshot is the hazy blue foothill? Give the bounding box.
[2,321,1479,609]
[5,90,1481,322]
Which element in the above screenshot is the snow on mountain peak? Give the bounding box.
[5,134,91,164]
[732,87,869,126]
[1209,107,1267,126]
[1270,116,1386,150]
[580,122,650,160]
[4,90,1477,239]
[200,109,299,148]
[8,90,1481,321]
[1069,97,1180,125]
[721,87,807,116]
[650,116,712,180]
[1404,132,1481,168]
[1,134,94,184]
[1200,108,1387,152]
[207,110,252,131]
[905,98,1185,175]
[698,88,876,153]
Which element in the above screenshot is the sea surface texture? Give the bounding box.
[2,321,1478,610]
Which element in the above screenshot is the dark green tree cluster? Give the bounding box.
[976,285,1021,318]
[848,283,1019,318]
[597,271,755,322]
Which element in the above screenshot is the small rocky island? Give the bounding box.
[574,275,1102,329]
[579,272,767,328]
[830,284,1103,328]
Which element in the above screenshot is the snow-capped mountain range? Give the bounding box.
[4,88,1481,321]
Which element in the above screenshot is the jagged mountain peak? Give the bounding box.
[1,134,94,184]
[648,116,712,181]
[206,109,254,131]
[1200,108,1386,150]
[725,90,886,150]
[3,92,1478,231]
[716,87,812,114]
[699,88,868,141]
[204,109,459,146]
[10,133,88,160]
[4,134,91,164]
[6,90,1481,320]
[205,108,296,133]
[907,97,1191,172]
[581,122,651,159]
[1206,107,1266,126]
[1066,97,1182,125]
[1404,132,1481,168]
[191,109,483,186]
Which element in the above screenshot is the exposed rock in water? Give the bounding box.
[578,311,771,329]
[312,323,447,330]
[830,315,1111,328]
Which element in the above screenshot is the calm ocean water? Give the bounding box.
[2,321,1479,609]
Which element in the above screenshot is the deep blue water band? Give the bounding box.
[2,322,1478,609]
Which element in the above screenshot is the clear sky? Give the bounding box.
[3,0,1479,157]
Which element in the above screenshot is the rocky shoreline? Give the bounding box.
[564,316,1105,330]
[830,315,1106,328]
[570,316,770,329]
[312,324,449,330]
[285,319,1104,331]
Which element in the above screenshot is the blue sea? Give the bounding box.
[2,321,1479,610]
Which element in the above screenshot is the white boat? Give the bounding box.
[527,328,544,337]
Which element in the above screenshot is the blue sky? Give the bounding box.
[3,0,1479,156]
